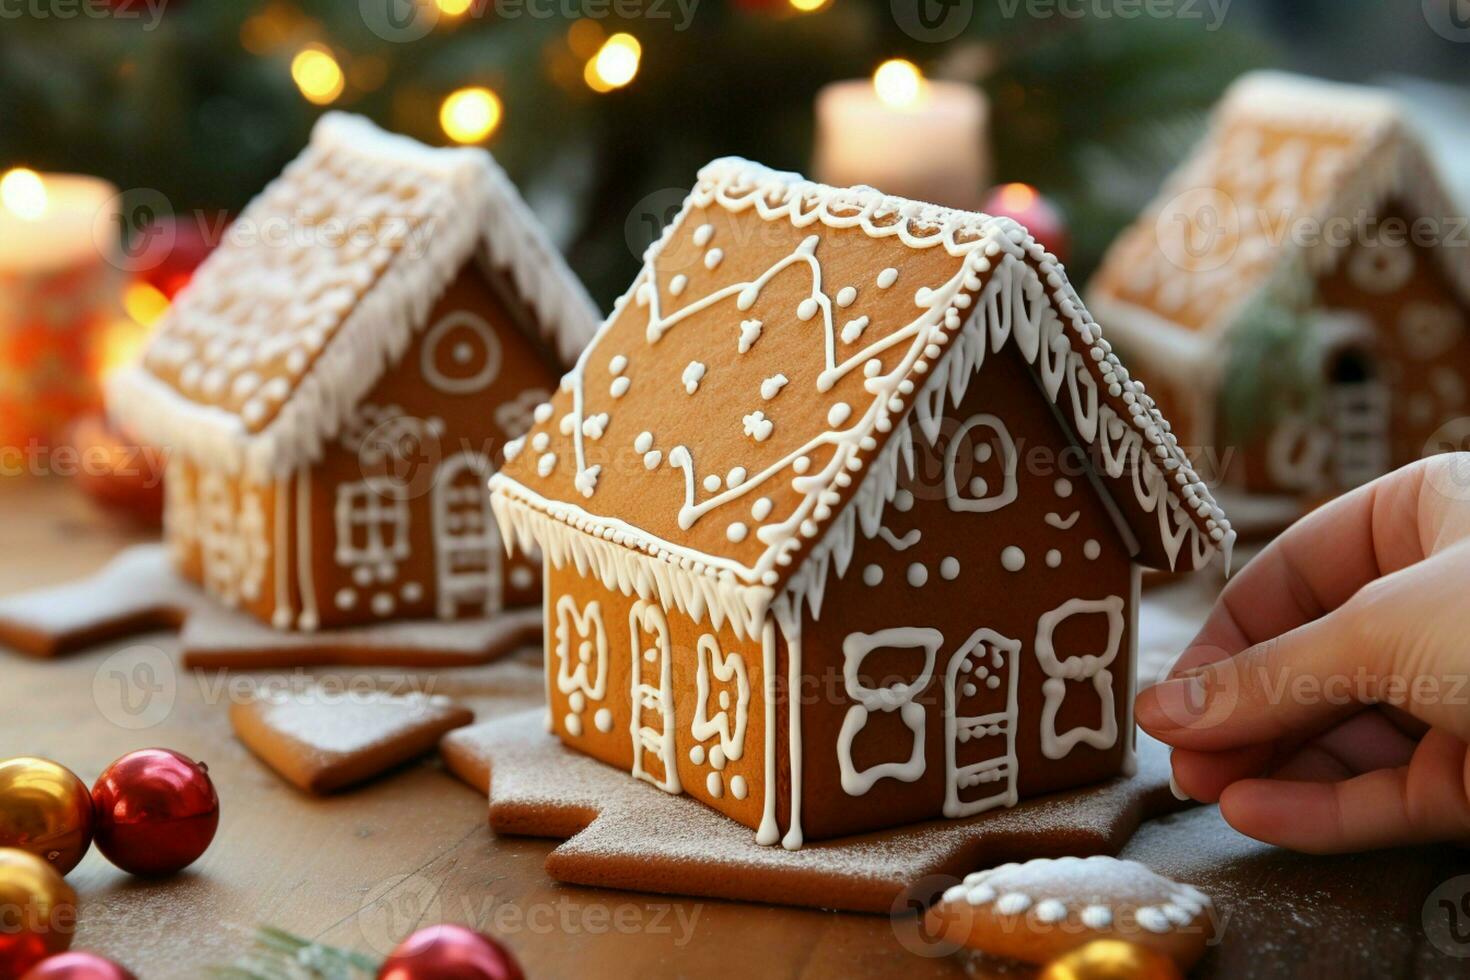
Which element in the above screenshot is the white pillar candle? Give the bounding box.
[814,62,990,211]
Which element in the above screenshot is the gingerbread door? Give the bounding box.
[432,451,499,619]
[942,629,1021,818]
[630,601,680,792]
[1325,344,1389,488]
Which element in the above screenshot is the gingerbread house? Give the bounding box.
[108,113,600,631]
[488,158,1232,848]
[1088,71,1470,503]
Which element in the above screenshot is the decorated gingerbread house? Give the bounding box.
[1088,71,1470,501]
[489,158,1232,848]
[108,113,599,631]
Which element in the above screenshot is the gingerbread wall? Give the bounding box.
[1220,201,1470,495]
[163,456,293,627]
[795,340,1137,841]
[541,558,773,835]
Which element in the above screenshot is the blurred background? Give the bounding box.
[1,0,1467,480]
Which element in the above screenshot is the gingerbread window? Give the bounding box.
[1033,596,1125,761]
[836,628,941,796]
[333,481,411,571]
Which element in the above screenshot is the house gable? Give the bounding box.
[794,338,1137,840]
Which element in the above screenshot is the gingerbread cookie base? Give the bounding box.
[0,544,541,669]
[440,711,1190,914]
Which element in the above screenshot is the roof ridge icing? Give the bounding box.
[491,160,1232,638]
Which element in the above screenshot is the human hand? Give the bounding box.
[1135,455,1470,853]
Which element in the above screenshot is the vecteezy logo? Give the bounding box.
[1155,186,1240,273]
[624,187,695,268]
[98,188,176,274]
[889,875,967,958]
[1422,421,1470,503]
[891,0,973,42]
[92,644,176,730]
[1424,0,1470,42]
[357,873,444,956]
[360,0,438,42]
[1423,875,1470,958]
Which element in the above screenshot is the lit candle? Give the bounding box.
[0,168,121,451]
[813,60,990,211]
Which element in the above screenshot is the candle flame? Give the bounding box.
[1,168,48,221]
[789,0,828,11]
[873,59,924,110]
[586,33,641,93]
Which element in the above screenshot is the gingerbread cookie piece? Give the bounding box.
[927,855,1214,968]
[232,688,474,794]
[0,544,541,669]
[440,710,1191,913]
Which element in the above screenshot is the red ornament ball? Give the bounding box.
[981,183,1070,265]
[90,749,218,877]
[21,951,138,980]
[378,925,523,980]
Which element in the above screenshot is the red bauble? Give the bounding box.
[21,951,138,980]
[378,925,523,980]
[981,183,1070,265]
[90,750,218,877]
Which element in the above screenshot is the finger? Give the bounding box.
[1136,610,1363,751]
[1170,745,1274,803]
[1188,462,1428,658]
[1218,729,1470,853]
[1293,708,1419,775]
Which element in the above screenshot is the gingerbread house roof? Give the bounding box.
[1088,71,1470,367]
[108,113,600,478]
[490,158,1233,640]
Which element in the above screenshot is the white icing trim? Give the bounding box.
[943,629,1020,818]
[1034,596,1125,760]
[756,616,780,846]
[629,599,680,792]
[108,112,599,479]
[836,628,940,796]
[775,598,804,851]
[692,635,750,762]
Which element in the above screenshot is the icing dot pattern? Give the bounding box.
[944,855,1212,935]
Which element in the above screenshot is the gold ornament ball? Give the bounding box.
[1039,940,1183,980]
[0,758,95,874]
[0,847,78,976]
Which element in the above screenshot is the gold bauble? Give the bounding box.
[1038,940,1183,980]
[0,847,78,976]
[0,757,95,874]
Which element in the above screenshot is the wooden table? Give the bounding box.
[4,477,1469,979]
